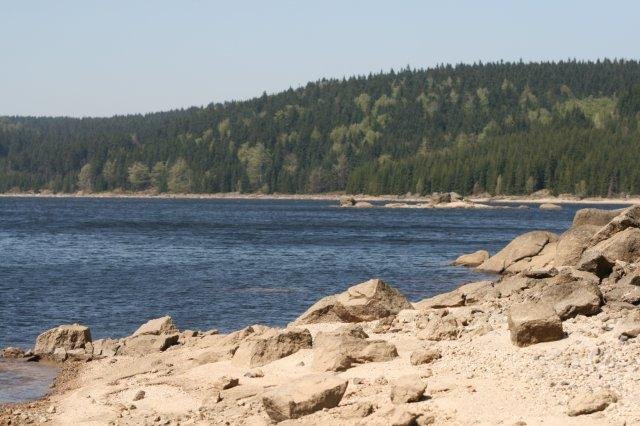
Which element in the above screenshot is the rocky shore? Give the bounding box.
[3,206,640,425]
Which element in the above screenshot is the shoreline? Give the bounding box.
[1,191,639,205]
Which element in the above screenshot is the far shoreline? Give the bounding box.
[0,191,639,206]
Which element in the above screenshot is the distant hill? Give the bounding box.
[1,59,640,196]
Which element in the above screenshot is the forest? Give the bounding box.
[1,59,640,196]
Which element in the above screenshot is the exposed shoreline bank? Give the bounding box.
[1,191,639,206]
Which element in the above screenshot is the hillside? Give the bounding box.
[1,60,640,196]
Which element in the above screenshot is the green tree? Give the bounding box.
[151,161,168,192]
[128,162,150,191]
[77,163,93,192]
[168,158,191,193]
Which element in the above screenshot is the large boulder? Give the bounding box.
[452,250,489,267]
[262,374,348,421]
[505,241,557,274]
[313,325,398,371]
[572,208,622,228]
[507,303,565,347]
[578,227,640,277]
[34,324,92,355]
[589,205,640,245]
[232,328,312,367]
[132,316,178,336]
[554,225,600,266]
[292,279,413,325]
[477,231,558,274]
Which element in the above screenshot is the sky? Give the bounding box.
[1,0,638,117]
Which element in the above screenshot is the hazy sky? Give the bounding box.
[1,0,638,117]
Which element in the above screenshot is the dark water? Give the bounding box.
[1,197,613,351]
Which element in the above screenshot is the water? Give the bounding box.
[1,197,625,403]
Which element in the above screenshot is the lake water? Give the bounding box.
[0,197,625,404]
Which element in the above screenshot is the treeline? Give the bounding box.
[1,59,640,196]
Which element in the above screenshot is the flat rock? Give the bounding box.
[572,208,622,227]
[313,325,398,371]
[417,316,460,341]
[119,333,179,355]
[390,375,426,404]
[540,275,603,320]
[232,328,312,367]
[34,324,92,355]
[261,374,348,421]
[589,205,640,245]
[452,250,489,267]
[507,303,564,347]
[292,278,413,325]
[415,281,494,309]
[539,203,561,210]
[567,390,618,416]
[132,316,178,336]
[554,225,600,266]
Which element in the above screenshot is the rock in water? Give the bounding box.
[452,250,489,267]
[507,303,564,347]
[292,279,413,325]
[339,196,356,207]
[2,347,26,358]
[477,231,558,274]
[313,325,398,371]
[539,203,562,210]
[132,316,179,336]
[232,328,312,367]
[567,390,618,416]
[261,374,348,421]
[390,375,426,404]
[34,324,92,355]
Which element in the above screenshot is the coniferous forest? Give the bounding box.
[2,60,640,196]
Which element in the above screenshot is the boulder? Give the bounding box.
[477,231,558,274]
[430,192,451,204]
[589,205,640,245]
[212,376,239,390]
[2,347,25,358]
[91,338,120,357]
[505,241,557,274]
[554,225,600,266]
[132,316,178,336]
[118,333,179,355]
[261,374,348,421]
[495,275,537,298]
[539,203,561,210]
[417,316,461,341]
[292,279,413,325]
[410,348,441,365]
[34,324,92,355]
[578,227,640,277]
[354,201,374,208]
[232,328,312,367]
[339,196,356,207]
[390,375,426,404]
[618,266,640,286]
[567,390,618,416]
[603,282,640,305]
[539,274,603,320]
[572,208,622,227]
[313,326,398,372]
[507,303,565,347]
[452,250,489,267]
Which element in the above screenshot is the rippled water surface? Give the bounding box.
[1,197,625,404]
[1,197,610,351]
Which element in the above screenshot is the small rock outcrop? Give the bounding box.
[261,374,348,421]
[232,328,312,367]
[34,324,92,355]
[410,348,441,365]
[578,227,640,277]
[452,250,489,267]
[2,347,26,358]
[507,303,565,347]
[313,325,398,371]
[292,279,413,325]
[119,333,179,355]
[132,316,178,336]
[539,203,561,210]
[567,390,618,416]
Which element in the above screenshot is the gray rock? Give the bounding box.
[508,303,565,347]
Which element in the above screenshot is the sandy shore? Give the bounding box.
[1,191,639,206]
